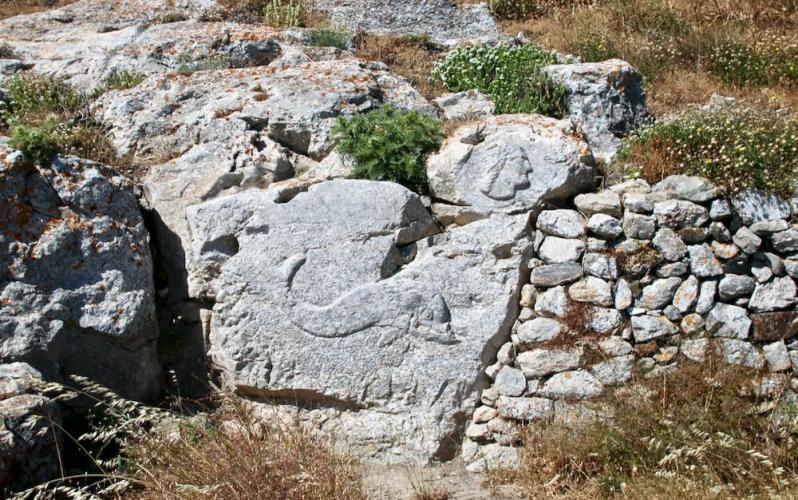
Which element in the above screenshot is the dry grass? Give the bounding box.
[0,0,78,20]
[125,398,366,499]
[507,0,798,114]
[214,0,327,26]
[354,33,446,99]
[489,358,798,499]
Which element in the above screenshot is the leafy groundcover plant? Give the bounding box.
[332,104,444,193]
[433,43,568,116]
[616,103,798,195]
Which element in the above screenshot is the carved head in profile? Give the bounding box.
[478,142,534,202]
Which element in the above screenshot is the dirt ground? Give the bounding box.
[364,461,521,499]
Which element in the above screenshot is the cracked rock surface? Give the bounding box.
[186,179,533,462]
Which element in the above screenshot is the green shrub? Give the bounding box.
[3,72,85,121]
[176,54,231,75]
[433,44,567,116]
[332,105,443,193]
[8,117,62,163]
[709,35,798,87]
[617,103,798,195]
[98,69,146,94]
[306,25,351,49]
[264,0,301,27]
[153,11,188,24]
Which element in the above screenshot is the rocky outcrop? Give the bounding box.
[0,363,62,492]
[185,179,533,462]
[93,59,432,313]
[0,148,159,401]
[314,0,499,44]
[544,59,650,163]
[427,115,596,214]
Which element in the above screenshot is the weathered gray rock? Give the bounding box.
[543,59,649,162]
[496,396,554,421]
[464,442,520,473]
[731,189,791,225]
[706,303,751,339]
[517,318,562,346]
[587,307,624,334]
[494,366,526,397]
[654,200,709,229]
[519,284,537,308]
[653,175,720,203]
[695,280,717,314]
[688,244,724,278]
[317,0,499,44]
[186,180,532,462]
[614,278,633,310]
[772,228,798,254]
[749,277,798,312]
[623,212,657,240]
[427,115,595,214]
[539,370,603,400]
[763,341,791,372]
[574,191,622,218]
[587,213,623,239]
[637,277,682,310]
[718,275,755,301]
[681,338,708,363]
[652,228,687,262]
[534,286,569,318]
[631,315,678,342]
[569,277,613,307]
[537,209,586,238]
[672,275,699,313]
[516,348,583,378]
[530,262,583,287]
[434,89,495,120]
[538,237,585,264]
[623,192,654,214]
[598,338,633,356]
[732,227,762,255]
[583,253,619,280]
[710,199,732,220]
[0,363,62,490]
[786,258,798,278]
[96,59,432,303]
[0,149,160,400]
[752,253,784,282]
[717,339,764,369]
[590,355,634,386]
[751,219,789,235]
[657,262,689,278]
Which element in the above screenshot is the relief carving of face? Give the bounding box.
[478,142,534,202]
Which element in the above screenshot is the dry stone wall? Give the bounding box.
[464,175,798,471]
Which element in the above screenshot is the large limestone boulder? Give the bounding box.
[0,363,62,491]
[186,180,533,462]
[314,0,499,44]
[0,0,348,88]
[427,115,596,214]
[543,59,650,163]
[0,148,159,401]
[94,60,432,303]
